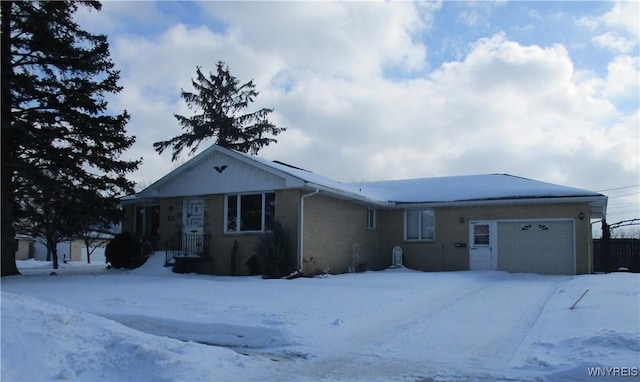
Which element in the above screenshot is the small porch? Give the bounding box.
[164,232,212,273]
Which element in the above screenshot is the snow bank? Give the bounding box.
[1,292,270,382]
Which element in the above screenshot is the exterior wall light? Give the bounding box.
[579,212,585,220]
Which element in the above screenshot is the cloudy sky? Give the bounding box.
[76,1,639,228]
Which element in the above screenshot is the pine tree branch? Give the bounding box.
[154,61,286,160]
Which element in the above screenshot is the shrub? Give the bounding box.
[253,221,294,279]
[246,254,261,276]
[105,232,152,269]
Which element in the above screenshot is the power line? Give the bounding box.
[607,206,638,211]
[606,211,640,217]
[596,184,639,192]
[607,202,639,207]
[607,191,640,199]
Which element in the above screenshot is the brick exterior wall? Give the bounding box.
[379,202,593,274]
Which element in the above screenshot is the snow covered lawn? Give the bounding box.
[2,253,639,381]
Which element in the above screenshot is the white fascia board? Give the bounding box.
[393,195,608,217]
[285,178,306,188]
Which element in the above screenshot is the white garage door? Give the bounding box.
[497,220,575,275]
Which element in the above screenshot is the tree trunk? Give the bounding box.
[48,236,59,270]
[1,1,20,277]
[84,242,92,264]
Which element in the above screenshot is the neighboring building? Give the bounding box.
[15,235,35,260]
[21,236,111,263]
[121,145,607,276]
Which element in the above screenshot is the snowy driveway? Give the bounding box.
[280,271,566,381]
[2,255,639,381]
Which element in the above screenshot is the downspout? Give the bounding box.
[297,188,319,275]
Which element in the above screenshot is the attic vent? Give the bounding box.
[521,224,550,231]
[214,165,228,173]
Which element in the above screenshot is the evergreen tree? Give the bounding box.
[154,61,286,160]
[1,1,140,275]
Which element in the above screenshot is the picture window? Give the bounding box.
[405,208,434,241]
[225,192,275,233]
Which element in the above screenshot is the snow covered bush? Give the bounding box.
[253,221,294,279]
[105,232,151,269]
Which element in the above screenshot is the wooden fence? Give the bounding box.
[593,238,640,273]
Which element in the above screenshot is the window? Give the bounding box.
[521,224,549,231]
[405,208,434,241]
[473,224,490,246]
[225,192,275,233]
[367,208,376,230]
[135,205,160,237]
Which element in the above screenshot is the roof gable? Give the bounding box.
[138,146,303,198]
[137,145,390,205]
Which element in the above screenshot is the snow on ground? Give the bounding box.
[2,253,639,381]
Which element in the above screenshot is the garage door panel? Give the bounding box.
[497,221,574,275]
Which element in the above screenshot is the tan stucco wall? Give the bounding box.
[302,194,382,275]
[379,202,593,274]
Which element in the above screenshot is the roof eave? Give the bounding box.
[393,195,608,218]
[305,182,392,207]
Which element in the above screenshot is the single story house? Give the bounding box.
[121,144,607,276]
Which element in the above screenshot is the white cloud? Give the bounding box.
[603,55,640,97]
[592,32,636,53]
[199,1,431,79]
[602,1,640,38]
[263,32,634,191]
[458,11,484,27]
[75,1,169,35]
[580,1,639,54]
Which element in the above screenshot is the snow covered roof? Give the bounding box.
[237,153,390,205]
[133,145,607,216]
[355,174,607,218]
[354,174,602,203]
[241,151,607,216]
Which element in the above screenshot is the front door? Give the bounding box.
[183,198,204,253]
[469,221,496,270]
